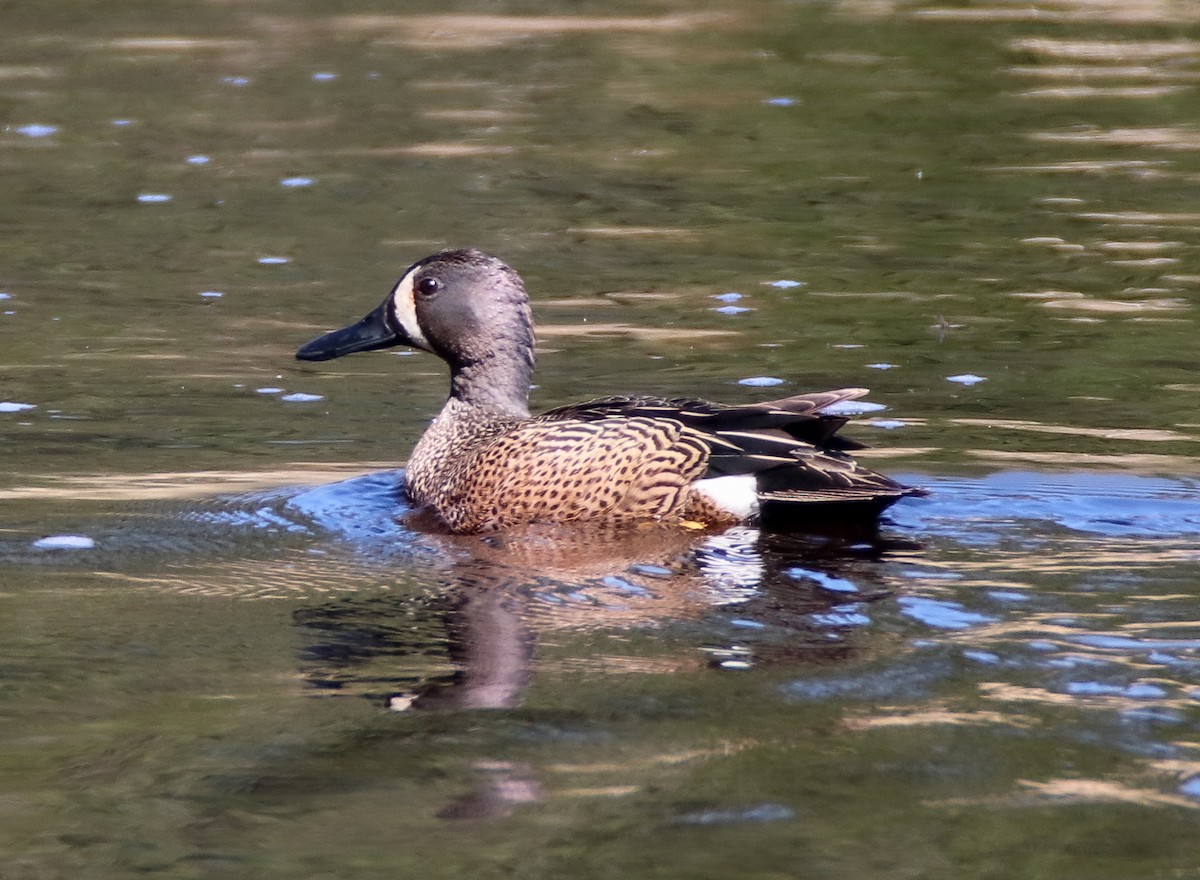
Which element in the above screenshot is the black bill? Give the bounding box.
[295,301,399,362]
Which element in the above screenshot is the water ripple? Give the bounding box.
[889,471,1200,540]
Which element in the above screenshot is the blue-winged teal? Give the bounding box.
[296,249,923,533]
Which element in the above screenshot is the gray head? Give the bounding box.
[296,249,536,415]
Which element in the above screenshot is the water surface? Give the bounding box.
[3,0,1200,877]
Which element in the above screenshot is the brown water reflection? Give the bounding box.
[289,504,914,705]
[330,12,736,47]
[909,3,1200,24]
[0,464,392,501]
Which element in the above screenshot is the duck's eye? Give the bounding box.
[416,276,442,297]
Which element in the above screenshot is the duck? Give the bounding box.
[296,249,923,534]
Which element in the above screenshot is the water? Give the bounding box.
[3,0,1200,877]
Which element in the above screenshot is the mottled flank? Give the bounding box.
[297,249,923,533]
[407,400,709,532]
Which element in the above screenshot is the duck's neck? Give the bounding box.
[448,344,534,418]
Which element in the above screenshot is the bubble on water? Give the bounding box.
[1125,707,1185,726]
[963,649,1002,665]
[628,563,672,579]
[312,72,338,82]
[1071,633,1200,650]
[713,292,743,302]
[1147,651,1184,666]
[729,618,766,629]
[32,535,95,550]
[281,392,323,403]
[256,387,283,395]
[898,596,996,630]
[0,401,36,412]
[598,575,652,597]
[787,567,859,593]
[822,400,886,415]
[866,362,897,370]
[186,155,210,165]
[137,193,172,204]
[675,803,795,825]
[738,376,785,387]
[867,419,907,429]
[16,124,58,138]
[1049,655,1113,670]
[257,256,290,265]
[811,607,871,627]
[1123,682,1168,699]
[199,291,223,299]
[832,343,864,349]
[111,119,134,127]
[987,590,1030,603]
[763,97,795,107]
[280,176,314,188]
[947,373,987,385]
[768,279,804,289]
[222,76,251,86]
[713,305,752,315]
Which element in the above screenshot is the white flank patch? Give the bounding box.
[693,475,760,520]
[389,271,430,350]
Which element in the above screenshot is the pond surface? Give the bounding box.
[3,0,1200,877]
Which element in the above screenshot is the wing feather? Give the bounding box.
[538,388,921,520]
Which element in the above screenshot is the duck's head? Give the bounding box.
[296,249,536,413]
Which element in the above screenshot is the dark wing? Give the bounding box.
[541,389,924,519]
[543,388,866,448]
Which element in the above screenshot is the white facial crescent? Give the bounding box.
[389,270,431,351]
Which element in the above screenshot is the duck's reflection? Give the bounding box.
[292,518,918,818]
[294,519,919,711]
[394,578,533,711]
